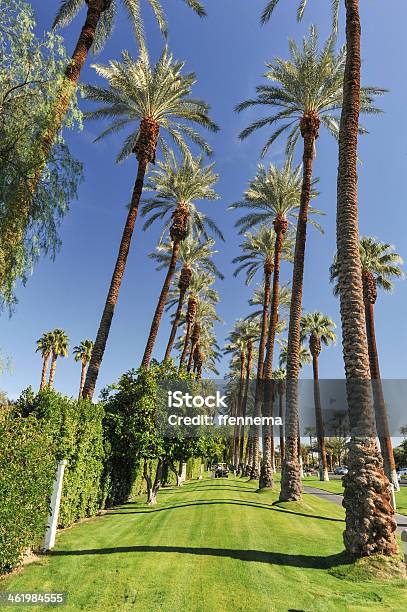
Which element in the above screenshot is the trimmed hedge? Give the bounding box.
[0,406,55,574]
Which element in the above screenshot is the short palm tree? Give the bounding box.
[150,234,222,361]
[179,299,220,372]
[140,154,221,368]
[237,26,383,502]
[73,339,94,399]
[48,329,69,389]
[80,44,218,399]
[330,237,403,490]
[300,312,336,482]
[36,331,54,391]
[178,272,219,367]
[24,0,208,210]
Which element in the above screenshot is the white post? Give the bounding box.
[401,530,407,569]
[181,462,187,483]
[42,460,67,551]
[198,463,204,480]
[388,483,397,511]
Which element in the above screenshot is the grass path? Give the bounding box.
[2,478,407,611]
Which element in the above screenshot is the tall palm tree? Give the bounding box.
[178,272,219,367]
[140,154,221,368]
[80,45,218,400]
[151,235,222,361]
[36,331,54,391]
[48,329,69,389]
[73,339,94,399]
[261,0,397,560]
[273,367,287,464]
[237,26,382,502]
[330,237,403,490]
[20,0,207,212]
[300,312,336,482]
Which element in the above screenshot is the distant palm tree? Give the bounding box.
[48,329,69,389]
[237,26,382,502]
[331,237,403,489]
[73,340,94,399]
[151,235,222,361]
[301,312,336,481]
[141,154,221,368]
[81,44,218,399]
[178,273,219,367]
[36,331,54,391]
[273,367,286,462]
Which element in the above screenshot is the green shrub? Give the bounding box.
[0,406,54,573]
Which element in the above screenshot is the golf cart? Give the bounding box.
[214,463,229,478]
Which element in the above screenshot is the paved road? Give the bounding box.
[303,485,407,534]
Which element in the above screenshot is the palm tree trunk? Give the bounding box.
[186,342,195,372]
[312,353,329,482]
[337,0,397,557]
[179,320,192,367]
[364,299,399,491]
[279,117,319,502]
[165,286,188,361]
[142,241,181,369]
[78,361,87,400]
[48,352,57,389]
[239,345,252,472]
[39,353,50,391]
[278,388,285,467]
[249,266,272,480]
[259,222,288,488]
[82,159,149,400]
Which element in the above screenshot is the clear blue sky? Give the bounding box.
[1,1,406,400]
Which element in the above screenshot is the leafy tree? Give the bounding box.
[301,311,336,481]
[81,43,218,399]
[48,329,69,389]
[0,0,82,309]
[141,154,221,368]
[73,340,94,399]
[237,26,382,503]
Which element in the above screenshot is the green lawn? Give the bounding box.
[1,478,406,611]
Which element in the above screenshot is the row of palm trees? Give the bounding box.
[20,0,402,560]
[36,331,93,398]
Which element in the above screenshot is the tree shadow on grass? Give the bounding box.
[105,499,344,523]
[160,486,255,494]
[50,546,351,570]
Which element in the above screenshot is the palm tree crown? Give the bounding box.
[82,44,218,164]
[233,225,294,285]
[141,153,222,241]
[261,0,340,30]
[51,329,70,358]
[300,312,336,357]
[73,339,94,364]
[54,0,206,52]
[236,26,384,158]
[230,157,321,234]
[36,332,54,358]
[150,233,223,280]
[330,237,404,297]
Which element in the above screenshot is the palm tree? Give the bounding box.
[300,312,336,481]
[262,0,397,561]
[36,331,54,391]
[178,272,219,368]
[73,340,94,399]
[48,329,69,389]
[181,299,220,372]
[237,26,382,502]
[140,154,221,368]
[330,237,403,490]
[80,45,218,400]
[273,367,286,463]
[20,0,207,212]
[151,235,222,361]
